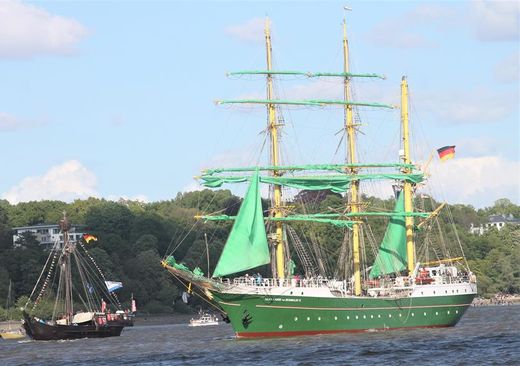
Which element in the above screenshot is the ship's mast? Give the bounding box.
[401,77,415,274]
[59,212,74,324]
[343,19,362,296]
[265,18,285,279]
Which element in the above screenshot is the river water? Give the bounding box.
[1,306,519,365]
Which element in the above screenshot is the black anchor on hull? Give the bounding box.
[242,309,253,328]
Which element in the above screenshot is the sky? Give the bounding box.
[0,0,518,209]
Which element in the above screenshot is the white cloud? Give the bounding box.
[471,0,520,42]
[494,52,520,83]
[366,2,520,46]
[2,160,98,204]
[364,4,455,48]
[366,26,437,48]
[455,137,503,157]
[423,156,520,207]
[225,17,265,43]
[418,88,516,124]
[0,0,88,59]
[0,112,44,131]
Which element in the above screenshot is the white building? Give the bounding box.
[469,214,520,235]
[13,224,86,250]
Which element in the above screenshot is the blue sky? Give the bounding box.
[0,0,518,208]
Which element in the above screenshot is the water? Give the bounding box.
[2,306,519,366]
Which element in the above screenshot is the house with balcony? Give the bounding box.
[13,224,86,250]
[469,214,520,235]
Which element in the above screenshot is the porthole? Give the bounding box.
[447,311,450,315]
[347,316,350,320]
[290,291,293,295]
[423,312,427,316]
[411,313,414,317]
[334,316,338,320]
[279,324,283,329]
[455,310,459,314]
[377,315,381,318]
[301,292,304,295]
[363,315,366,319]
[294,317,298,321]
[370,315,374,319]
[318,317,321,321]
[435,312,439,316]
[421,292,424,295]
[445,290,448,294]
[389,314,392,318]
[355,315,359,319]
[399,314,402,317]
[307,317,310,321]
[433,291,436,294]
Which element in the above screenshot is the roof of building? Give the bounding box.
[13,223,85,230]
[488,214,520,224]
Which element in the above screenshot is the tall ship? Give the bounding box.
[22,213,134,340]
[163,15,477,338]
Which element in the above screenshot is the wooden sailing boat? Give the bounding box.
[0,280,25,340]
[163,15,477,338]
[22,213,134,340]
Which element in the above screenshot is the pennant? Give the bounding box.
[83,234,98,243]
[182,291,189,304]
[437,145,455,161]
[105,281,123,292]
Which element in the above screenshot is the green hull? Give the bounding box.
[212,292,475,338]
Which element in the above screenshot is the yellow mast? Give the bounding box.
[343,19,362,296]
[265,18,285,279]
[401,76,415,274]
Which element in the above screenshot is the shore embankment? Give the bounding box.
[472,294,520,306]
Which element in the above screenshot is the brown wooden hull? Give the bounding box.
[22,312,132,341]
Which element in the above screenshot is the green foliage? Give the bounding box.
[0,193,518,317]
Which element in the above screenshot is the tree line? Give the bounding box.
[0,192,518,319]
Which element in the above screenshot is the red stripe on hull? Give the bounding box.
[236,324,451,338]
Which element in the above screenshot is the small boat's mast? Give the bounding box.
[60,212,74,324]
[401,77,415,274]
[343,17,362,296]
[265,18,285,279]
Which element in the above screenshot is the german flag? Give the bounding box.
[83,234,98,243]
[437,145,456,161]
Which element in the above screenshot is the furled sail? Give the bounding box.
[200,173,424,193]
[369,192,407,279]
[212,171,270,278]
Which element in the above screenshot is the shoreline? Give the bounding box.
[472,294,520,306]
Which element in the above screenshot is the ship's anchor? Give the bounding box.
[242,310,253,328]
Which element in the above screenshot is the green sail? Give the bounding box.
[369,193,407,279]
[212,171,270,278]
